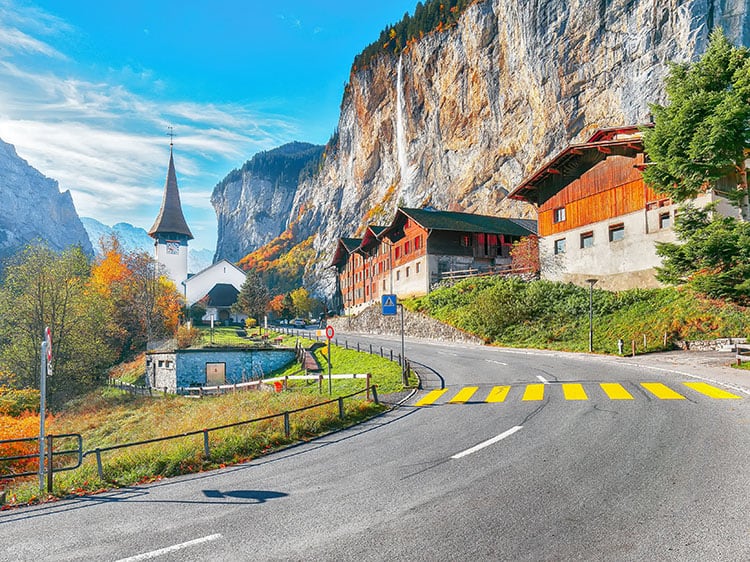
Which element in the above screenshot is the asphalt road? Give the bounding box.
[2,334,748,561]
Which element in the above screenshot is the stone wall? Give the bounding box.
[328,304,483,345]
[675,338,747,352]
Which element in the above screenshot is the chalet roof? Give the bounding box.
[148,147,194,239]
[330,237,363,268]
[361,225,387,252]
[508,126,646,207]
[384,207,536,239]
[205,283,239,308]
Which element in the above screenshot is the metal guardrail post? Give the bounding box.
[203,429,210,459]
[46,435,53,493]
[284,412,291,437]
[338,397,345,420]
[95,449,104,480]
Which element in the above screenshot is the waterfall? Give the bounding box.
[396,53,412,194]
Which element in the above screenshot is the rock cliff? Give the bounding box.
[221,0,750,296]
[0,137,93,262]
[211,142,324,264]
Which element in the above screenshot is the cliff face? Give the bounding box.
[0,138,93,261]
[220,0,750,295]
[211,142,324,264]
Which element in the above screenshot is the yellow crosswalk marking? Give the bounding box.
[600,383,634,400]
[486,386,511,403]
[641,382,686,400]
[562,383,588,400]
[522,383,545,401]
[683,382,742,399]
[449,386,479,404]
[415,388,449,407]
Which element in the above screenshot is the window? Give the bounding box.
[416,262,421,274]
[395,247,401,259]
[553,207,566,223]
[659,212,672,229]
[406,266,410,278]
[415,236,422,250]
[461,235,470,247]
[405,241,410,254]
[383,279,386,290]
[609,223,625,242]
[580,232,594,249]
[396,270,401,281]
[554,238,566,255]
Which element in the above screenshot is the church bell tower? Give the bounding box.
[148,142,193,289]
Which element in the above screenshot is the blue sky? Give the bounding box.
[0,0,417,251]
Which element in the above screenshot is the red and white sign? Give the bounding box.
[325,325,335,340]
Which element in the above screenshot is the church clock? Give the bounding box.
[166,241,180,255]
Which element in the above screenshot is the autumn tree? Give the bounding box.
[510,235,540,275]
[0,244,117,404]
[289,287,315,318]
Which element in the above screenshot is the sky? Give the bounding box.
[0,0,417,251]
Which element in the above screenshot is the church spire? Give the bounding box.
[148,145,194,240]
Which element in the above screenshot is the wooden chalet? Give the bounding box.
[331,208,536,314]
[508,125,738,289]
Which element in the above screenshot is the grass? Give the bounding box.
[406,278,749,355]
[1,328,408,507]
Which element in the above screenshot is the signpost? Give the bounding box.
[325,325,334,394]
[381,295,407,385]
[39,327,52,494]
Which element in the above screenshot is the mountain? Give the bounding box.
[82,217,214,274]
[0,137,93,262]
[217,0,750,296]
[211,142,324,263]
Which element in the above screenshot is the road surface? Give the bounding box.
[2,334,748,561]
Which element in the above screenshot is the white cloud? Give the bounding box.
[0,3,302,250]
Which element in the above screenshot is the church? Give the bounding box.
[148,143,247,324]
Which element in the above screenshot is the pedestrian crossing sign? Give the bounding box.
[381,294,398,316]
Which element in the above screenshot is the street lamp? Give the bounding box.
[585,278,598,352]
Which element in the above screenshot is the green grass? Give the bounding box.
[406,278,749,355]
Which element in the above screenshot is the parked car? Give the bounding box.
[290,318,307,328]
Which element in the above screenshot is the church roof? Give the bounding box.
[205,283,240,308]
[148,147,194,240]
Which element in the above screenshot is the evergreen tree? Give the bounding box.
[232,271,271,324]
[642,27,750,216]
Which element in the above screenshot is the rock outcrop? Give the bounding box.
[0,137,93,262]
[218,0,750,296]
[211,142,324,264]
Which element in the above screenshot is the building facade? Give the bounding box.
[508,126,741,290]
[332,207,536,315]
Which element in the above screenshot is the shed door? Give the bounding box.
[206,362,226,385]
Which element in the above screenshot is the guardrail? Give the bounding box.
[83,385,378,481]
[737,343,750,364]
[1,434,82,491]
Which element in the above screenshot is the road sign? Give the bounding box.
[44,326,52,376]
[325,325,335,340]
[381,294,398,316]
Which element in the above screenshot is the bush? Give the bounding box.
[175,325,202,349]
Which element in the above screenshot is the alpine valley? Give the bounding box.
[212,0,750,297]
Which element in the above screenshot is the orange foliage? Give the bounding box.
[268,295,286,315]
[90,240,131,297]
[510,235,540,274]
[156,277,182,333]
[0,412,53,477]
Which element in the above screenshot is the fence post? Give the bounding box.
[631,340,636,357]
[366,373,371,401]
[95,449,104,480]
[345,340,349,350]
[663,332,668,347]
[163,387,167,397]
[284,412,291,437]
[369,344,372,355]
[390,350,393,362]
[643,334,647,349]
[338,397,345,420]
[319,374,323,394]
[380,346,383,357]
[46,435,53,493]
[357,342,360,352]
[372,385,379,404]
[203,429,210,459]
[284,376,288,391]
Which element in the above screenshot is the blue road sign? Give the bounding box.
[381,294,398,316]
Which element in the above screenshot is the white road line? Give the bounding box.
[536,375,549,384]
[451,426,523,459]
[485,359,508,365]
[115,534,223,561]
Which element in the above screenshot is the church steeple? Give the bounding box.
[148,146,193,240]
[149,142,192,289]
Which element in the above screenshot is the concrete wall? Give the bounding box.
[146,348,296,392]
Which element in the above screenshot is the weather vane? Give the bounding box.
[167,125,175,147]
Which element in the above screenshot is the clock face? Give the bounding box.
[166,241,180,255]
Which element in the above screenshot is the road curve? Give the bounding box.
[2,334,748,561]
